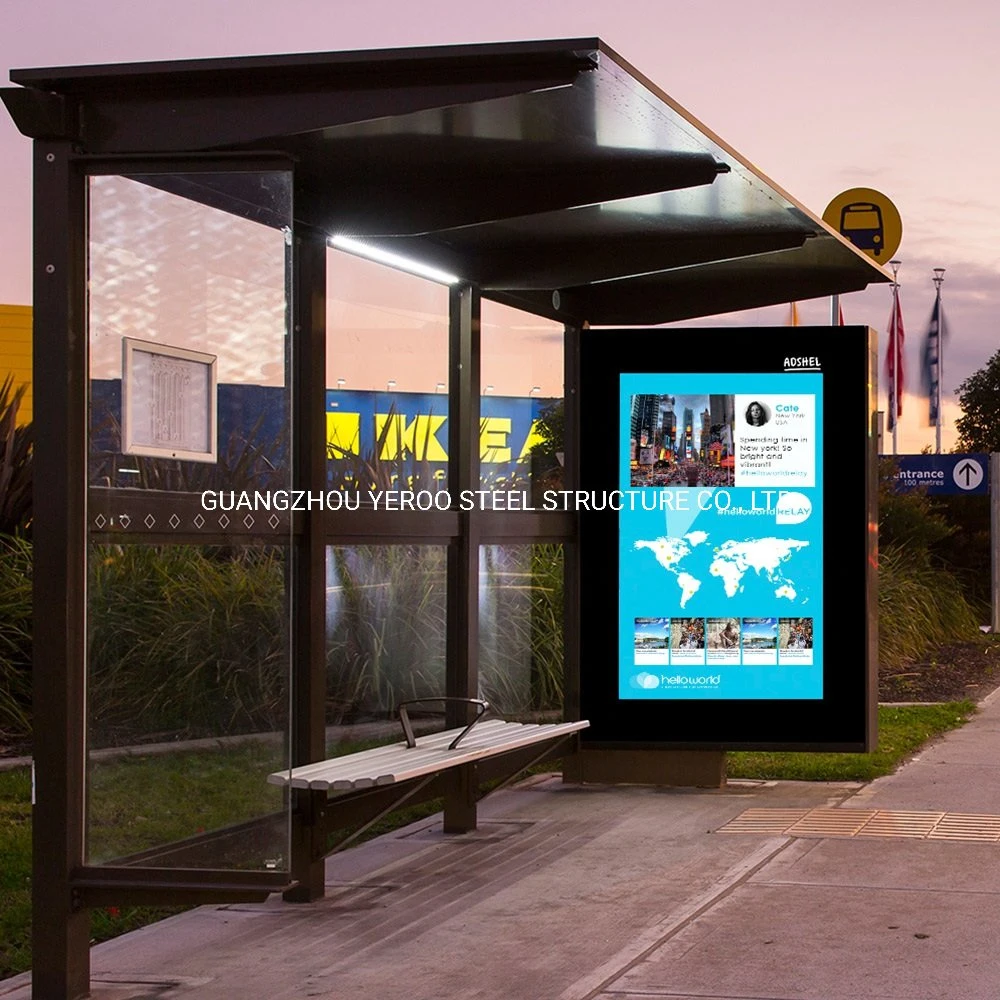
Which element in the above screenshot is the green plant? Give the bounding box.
[478,544,564,718]
[0,377,32,538]
[878,458,957,551]
[878,543,982,671]
[528,398,564,460]
[327,401,446,493]
[90,407,288,494]
[0,535,31,738]
[87,545,288,745]
[325,545,447,723]
[0,768,30,977]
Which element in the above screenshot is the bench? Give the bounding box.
[269,698,589,860]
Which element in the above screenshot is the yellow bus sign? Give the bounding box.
[823,188,902,261]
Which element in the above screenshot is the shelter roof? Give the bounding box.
[4,38,888,324]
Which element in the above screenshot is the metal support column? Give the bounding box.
[991,454,1000,635]
[285,232,329,901]
[31,141,90,999]
[562,324,582,725]
[445,284,481,833]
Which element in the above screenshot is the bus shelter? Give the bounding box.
[2,38,888,999]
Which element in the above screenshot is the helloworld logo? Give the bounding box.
[775,492,812,525]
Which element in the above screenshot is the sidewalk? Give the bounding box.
[6,691,1000,1000]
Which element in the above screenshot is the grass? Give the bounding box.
[727,701,977,781]
[0,769,30,979]
[87,740,286,864]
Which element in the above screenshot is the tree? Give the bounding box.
[955,348,1000,453]
[529,398,564,459]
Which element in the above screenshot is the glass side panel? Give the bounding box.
[85,171,292,871]
[88,173,290,493]
[86,543,289,868]
[479,544,564,720]
[325,545,447,752]
[480,300,564,497]
[326,249,449,493]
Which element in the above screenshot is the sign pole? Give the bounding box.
[932,268,945,455]
[889,260,901,456]
[992,453,1000,633]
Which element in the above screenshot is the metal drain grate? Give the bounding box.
[785,808,876,838]
[718,807,1000,843]
[927,813,1000,842]
[714,808,810,835]
[856,810,944,839]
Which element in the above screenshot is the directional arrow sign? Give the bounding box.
[954,458,984,491]
[887,453,990,496]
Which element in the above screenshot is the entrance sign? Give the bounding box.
[823,188,902,262]
[888,453,989,495]
[580,327,877,751]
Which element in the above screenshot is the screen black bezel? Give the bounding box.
[578,326,875,752]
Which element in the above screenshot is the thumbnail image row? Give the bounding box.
[634,616,814,664]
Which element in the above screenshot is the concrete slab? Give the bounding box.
[754,835,1000,894]
[8,686,1000,1000]
[1,778,850,1000]
[606,881,1000,1000]
[852,761,1000,813]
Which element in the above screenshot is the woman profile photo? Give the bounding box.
[745,400,769,427]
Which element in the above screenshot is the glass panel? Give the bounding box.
[480,300,564,498]
[86,171,292,871]
[325,545,447,752]
[326,249,450,493]
[88,173,290,493]
[86,544,289,867]
[479,544,564,720]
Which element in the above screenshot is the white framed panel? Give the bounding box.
[122,337,218,462]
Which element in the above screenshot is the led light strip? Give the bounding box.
[329,234,460,286]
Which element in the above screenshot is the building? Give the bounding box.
[0,304,32,424]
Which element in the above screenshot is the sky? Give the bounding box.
[2,0,999,453]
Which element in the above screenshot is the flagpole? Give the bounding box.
[889,260,901,455]
[933,268,946,454]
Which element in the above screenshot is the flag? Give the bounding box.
[920,297,946,427]
[885,291,905,431]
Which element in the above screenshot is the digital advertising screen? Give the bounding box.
[579,327,877,751]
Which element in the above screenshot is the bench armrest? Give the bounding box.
[396,697,491,750]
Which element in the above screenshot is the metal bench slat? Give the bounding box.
[291,728,530,791]
[269,720,588,791]
[312,722,586,791]
[270,720,513,786]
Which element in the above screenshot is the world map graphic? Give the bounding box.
[634,531,810,608]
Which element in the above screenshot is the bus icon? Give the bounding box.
[839,202,885,255]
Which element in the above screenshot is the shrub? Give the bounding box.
[878,542,982,671]
[325,545,447,723]
[0,377,31,538]
[88,545,288,745]
[0,535,31,738]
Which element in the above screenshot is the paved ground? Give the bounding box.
[6,691,1000,1000]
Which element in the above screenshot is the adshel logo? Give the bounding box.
[783,357,822,370]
